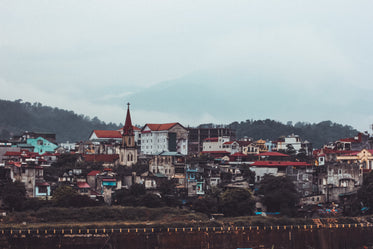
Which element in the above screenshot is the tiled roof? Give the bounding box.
[251,161,311,167]
[237,141,252,146]
[3,151,21,156]
[93,130,122,139]
[103,178,116,182]
[201,151,230,154]
[144,123,180,131]
[339,138,357,143]
[339,133,362,143]
[118,126,141,132]
[83,154,119,163]
[230,152,247,157]
[87,170,101,176]
[36,182,50,186]
[204,137,219,142]
[223,141,235,145]
[258,152,290,157]
[77,182,91,188]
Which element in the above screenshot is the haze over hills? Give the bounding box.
[122,70,373,132]
[0,99,359,147]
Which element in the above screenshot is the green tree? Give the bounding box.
[52,185,79,207]
[130,183,146,196]
[191,186,223,214]
[296,147,308,162]
[44,154,80,181]
[0,181,26,211]
[52,185,98,207]
[239,166,255,185]
[219,188,255,217]
[257,175,299,216]
[138,193,163,208]
[220,172,232,184]
[286,144,296,157]
[113,188,134,206]
[358,171,373,213]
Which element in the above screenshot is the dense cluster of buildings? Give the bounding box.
[1,104,373,214]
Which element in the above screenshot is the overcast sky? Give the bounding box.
[1,0,373,131]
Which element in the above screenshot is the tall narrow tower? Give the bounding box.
[119,103,137,166]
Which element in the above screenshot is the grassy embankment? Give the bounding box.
[1,206,372,230]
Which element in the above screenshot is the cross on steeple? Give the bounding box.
[123,102,133,136]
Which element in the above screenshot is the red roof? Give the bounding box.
[83,154,119,163]
[93,130,121,139]
[77,182,91,188]
[258,152,290,157]
[251,161,311,167]
[36,182,50,186]
[205,137,218,142]
[118,126,141,132]
[237,141,252,146]
[8,161,22,167]
[230,152,247,157]
[223,141,235,145]
[103,178,116,182]
[144,123,180,131]
[87,170,101,176]
[339,134,362,143]
[343,149,373,156]
[339,138,357,143]
[3,151,21,156]
[201,151,230,154]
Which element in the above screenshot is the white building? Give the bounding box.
[141,123,188,155]
[202,136,231,152]
[276,134,311,154]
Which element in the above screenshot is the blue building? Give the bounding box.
[26,137,58,155]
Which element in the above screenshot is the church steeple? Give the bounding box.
[119,102,137,166]
[123,103,134,136]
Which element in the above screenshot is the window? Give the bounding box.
[38,186,48,194]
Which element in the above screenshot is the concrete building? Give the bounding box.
[141,123,188,155]
[315,162,362,203]
[188,126,236,155]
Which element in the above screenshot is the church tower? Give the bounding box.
[119,103,138,166]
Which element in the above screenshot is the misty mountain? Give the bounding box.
[124,70,370,132]
[0,99,121,142]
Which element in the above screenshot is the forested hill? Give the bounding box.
[229,119,359,149]
[0,99,360,148]
[0,99,121,142]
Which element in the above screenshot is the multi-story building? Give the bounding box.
[141,123,188,155]
[314,162,362,203]
[188,126,235,155]
[148,151,186,179]
[275,134,312,155]
[202,136,230,152]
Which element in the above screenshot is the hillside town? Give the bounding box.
[1,104,373,217]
